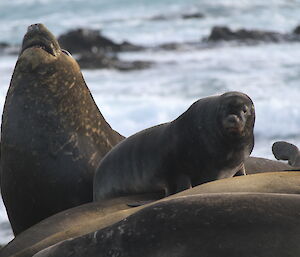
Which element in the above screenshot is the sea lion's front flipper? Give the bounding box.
[234,164,246,176]
[272,141,300,167]
[165,173,192,196]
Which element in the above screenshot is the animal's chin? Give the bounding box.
[20,40,57,57]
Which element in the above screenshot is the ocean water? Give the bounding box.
[1,0,300,245]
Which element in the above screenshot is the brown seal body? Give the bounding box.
[35,192,300,257]
[245,156,293,173]
[94,91,255,201]
[0,24,123,235]
[2,171,300,257]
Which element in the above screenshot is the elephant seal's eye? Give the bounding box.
[62,49,72,57]
[242,105,248,114]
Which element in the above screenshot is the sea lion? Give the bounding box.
[2,171,300,257]
[94,91,255,201]
[272,141,300,167]
[0,23,124,235]
[35,193,300,257]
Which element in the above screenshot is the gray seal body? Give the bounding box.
[94,91,255,201]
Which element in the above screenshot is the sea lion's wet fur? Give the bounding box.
[94,91,255,201]
[0,24,123,235]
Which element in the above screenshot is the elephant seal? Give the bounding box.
[35,193,300,257]
[2,171,300,257]
[244,156,293,173]
[0,24,124,235]
[272,141,300,167]
[94,91,255,201]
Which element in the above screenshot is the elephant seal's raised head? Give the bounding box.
[17,23,80,85]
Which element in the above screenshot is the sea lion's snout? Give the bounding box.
[20,23,60,57]
[223,114,244,134]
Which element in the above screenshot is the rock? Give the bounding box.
[58,28,143,54]
[158,42,184,50]
[182,12,204,19]
[293,25,300,34]
[207,26,284,42]
[0,42,19,55]
[150,12,204,21]
[0,42,9,48]
[77,52,153,71]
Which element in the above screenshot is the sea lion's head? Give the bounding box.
[16,23,80,82]
[218,91,255,138]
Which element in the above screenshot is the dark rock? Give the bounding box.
[0,42,19,55]
[182,12,204,19]
[150,12,204,21]
[119,40,143,52]
[58,28,144,54]
[158,42,184,50]
[293,25,300,35]
[0,42,9,48]
[77,52,153,71]
[207,26,284,42]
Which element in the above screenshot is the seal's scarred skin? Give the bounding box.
[34,193,300,257]
[1,24,124,235]
[94,91,255,201]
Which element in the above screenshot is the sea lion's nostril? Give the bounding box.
[27,24,41,32]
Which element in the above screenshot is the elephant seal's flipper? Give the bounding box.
[272,141,300,167]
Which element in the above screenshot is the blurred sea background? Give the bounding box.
[1,0,300,245]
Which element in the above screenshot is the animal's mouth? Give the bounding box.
[20,24,61,57]
[21,40,56,56]
[227,126,243,134]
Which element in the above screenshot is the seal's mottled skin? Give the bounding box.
[94,91,255,201]
[0,24,123,235]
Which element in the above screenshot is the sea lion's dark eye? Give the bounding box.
[242,106,248,113]
[62,49,72,57]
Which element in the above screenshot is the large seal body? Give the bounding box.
[244,156,293,173]
[3,171,300,257]
[35,193,300,257]
[94,91,255,201]
[0,24,123,235]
